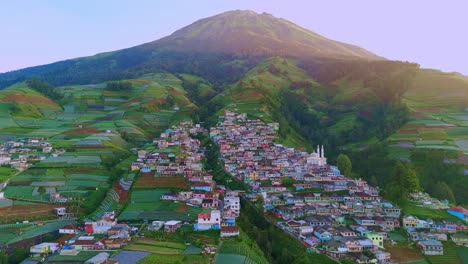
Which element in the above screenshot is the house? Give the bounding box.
[403,215,419,228]
[298,226,314,236]
[365,232,384,248]
[451,233,468,246]
[358,239,375,251]
[74,237,99,251]
[30,242,59,255]
[54,207,67,217]
[195,210,221,231]
[191,182,213,192]
[322,241,347,259]
[344,240,362,253]
[224,196,240,216]
[164,221,181,232]
[220,226,240,237]
[59,224,78,234]
[417,240,443,255]
[375,250,391,263]
[354,216,375,226]
[148,221,164,231]
[336,226,357,237]
[103,238,128,249]
[447,207,468,222]
[161,192,177,201]
[314,228,332,242]
[85,252,110,264]
[107,224,131,238]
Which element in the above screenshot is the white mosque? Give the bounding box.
[307,145,327,166]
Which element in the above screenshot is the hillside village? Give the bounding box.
[0,111,467,264]
[210,111,468,263]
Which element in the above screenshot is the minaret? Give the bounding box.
[321,145,324,158]
[316,145,320,156]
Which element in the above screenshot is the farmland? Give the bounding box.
[119,189,207,222]
[0,73,200,223]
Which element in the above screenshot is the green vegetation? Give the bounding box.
[26,78,63,100]
[337,154,352,177]
[106,80,133,91]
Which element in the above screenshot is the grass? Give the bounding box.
[126,239,188,255]
[403,202,462,222]
[0,166,17,182]
[138,254,209,264]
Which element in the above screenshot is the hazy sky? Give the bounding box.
[1,1,467,74]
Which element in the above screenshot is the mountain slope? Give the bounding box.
[0,10,382,88]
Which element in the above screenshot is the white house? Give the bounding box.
[196,210,221,231]
[59,224,77,234]
[224,196,240,216]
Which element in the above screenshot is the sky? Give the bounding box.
[1,0,467,75]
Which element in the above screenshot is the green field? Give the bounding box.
[403,202,462,222]
[425,242,466,264]
[0,166,17,182]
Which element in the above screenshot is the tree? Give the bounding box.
[387,161,420,205]
[8,247,28,264]
[431,181,456,204]
[38,186,46,195]
[281,177,296,187]
[0,251,8,264]
[337,154,352,177]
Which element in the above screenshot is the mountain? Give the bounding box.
[154,10,382,59]
[0,10,467,205]
[0,10,382,88]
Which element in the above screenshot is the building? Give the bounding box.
[447,207,468,222]
[164,221,181,232]
[54,207,67,217]
[365,232,384,248]
[220,226,240,237]
[30,243,59,255]
[195,210,221,231]
[403,215,419,228]
[451,233,468,246]
[74,237,99,251]
[59,224,77,234]
[86,252,110,264]
[417,240,443,255]
[375,250,391,263]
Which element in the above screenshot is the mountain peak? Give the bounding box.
[155,10,382,60]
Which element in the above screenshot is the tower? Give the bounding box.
[316,145,320,156]
[321,145,324,158]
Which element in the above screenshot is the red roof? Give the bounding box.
[198,213,211,219]
[85,224,93,234]
[221,226,239,233]
[449,207,468,215]
[75,239,96,246]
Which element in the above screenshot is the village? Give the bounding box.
[209,110,468,263]
[0,112,467,264]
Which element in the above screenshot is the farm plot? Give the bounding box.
[0,203,60,222]
[135,176,189,189]
[119,189,204,221]
[126,239,187,255]
[426,242,463,264]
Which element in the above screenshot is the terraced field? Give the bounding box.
[425,242,466,264]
